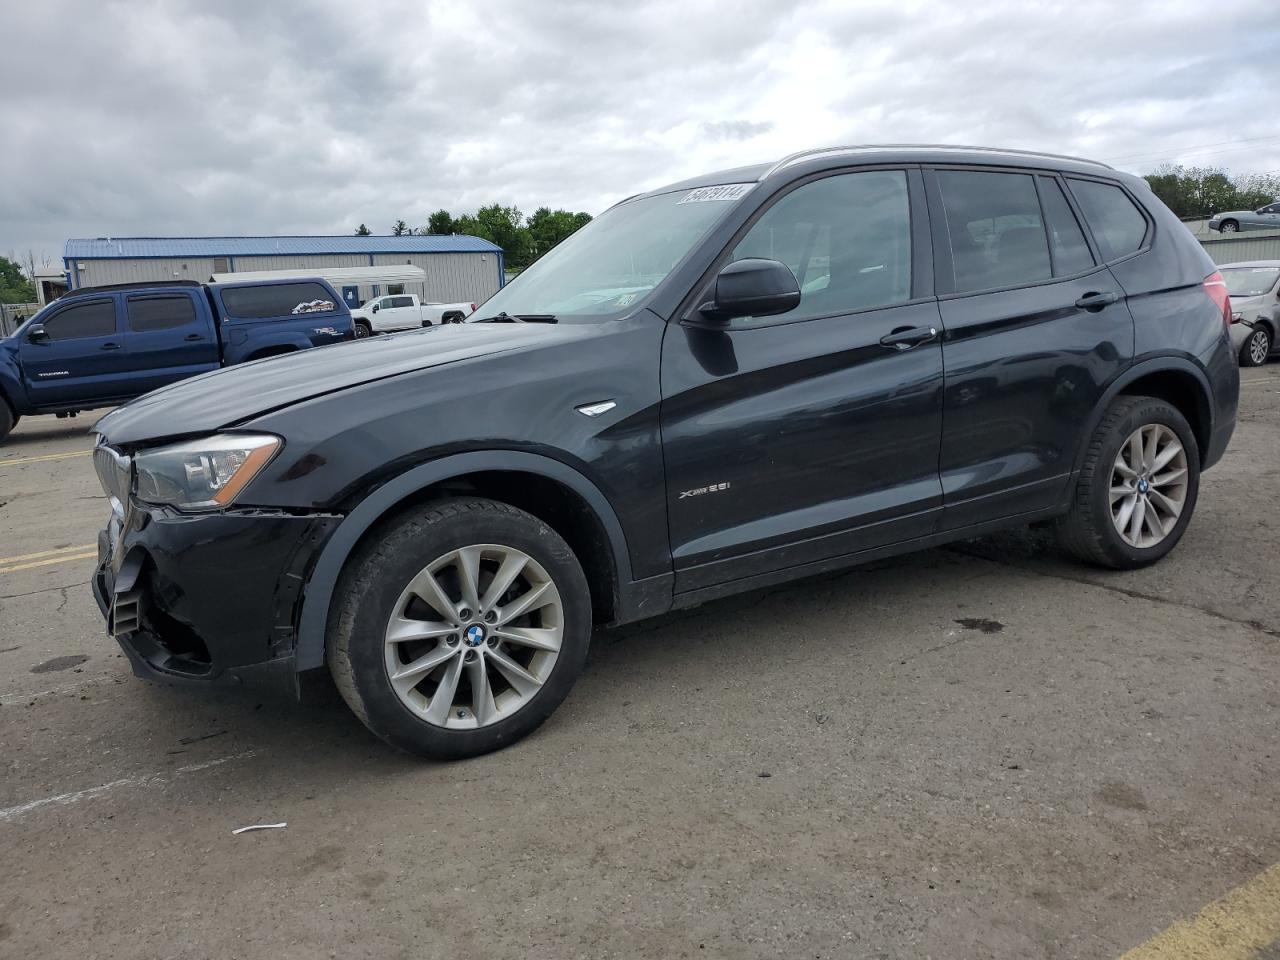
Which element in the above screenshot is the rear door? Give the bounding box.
[926,166,1135,528]
[382,295,419,329]
[124,290,220,394]
[661,167,945,591]
[20,295,131,407]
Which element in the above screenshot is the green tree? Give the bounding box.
[0,255,35,303]
[1143,165,1280,218]
[454,204,534,268]
[526,207,593,260]
[424,209,455,235]
[354,223,372,236]
[392,219,409,236]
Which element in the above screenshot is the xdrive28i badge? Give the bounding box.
[678,482,731,500]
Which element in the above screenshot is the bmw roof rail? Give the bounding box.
[761,144,1114,179]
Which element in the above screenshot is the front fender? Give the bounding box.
[0,340,30,415]
[293,450,636,672]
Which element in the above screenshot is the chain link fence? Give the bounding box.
[1,303,40,337]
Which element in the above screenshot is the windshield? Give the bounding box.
[475,184,752,320]
[1222,267,1280,298]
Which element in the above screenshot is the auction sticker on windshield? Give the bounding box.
[678,183,753,204]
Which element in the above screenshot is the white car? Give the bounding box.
[350,294,475,337]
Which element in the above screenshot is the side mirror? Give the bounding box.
[26,323,49,344]
[700,258,801,321]
[371,304,380,313]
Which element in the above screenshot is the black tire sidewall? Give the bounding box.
[1088,400,1200,567]
[0,400,13,441]
[336,502,592,759]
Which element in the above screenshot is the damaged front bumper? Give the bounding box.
[92,499,340,695]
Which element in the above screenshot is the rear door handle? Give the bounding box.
[184,333,204,341]
[100,342,121,350]
[1075,291,1119,311]
[879,325,939,351]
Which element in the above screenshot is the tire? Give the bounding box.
[327,498,592,760]
[1219,219,1239,233]
[1055,396,1200,570]
[354,321,371,339]
[1239,325,1271,367]
[0,399,15,443]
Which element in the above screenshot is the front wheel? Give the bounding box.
[1240,326,1271,367]
[1056,396,1199,569]
[327,498,592,760]
[0,399,16,443]
[1219,219,1239,233]
[354,321,371,339]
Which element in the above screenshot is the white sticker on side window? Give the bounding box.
[678,183,753,204]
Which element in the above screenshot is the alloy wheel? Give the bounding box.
[1110,424,1189,549]
[383,544,563,729]
[1250,329,1270,366]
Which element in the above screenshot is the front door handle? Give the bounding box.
[1075,291,1119,311]
[879,325,939,351]
[183,333,204,341]
[100,342,121,351]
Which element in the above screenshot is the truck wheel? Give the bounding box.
[354,321,371,339]
[0,400,16,443]
[1055,396,1199,570]
[1239,326,1271,367]
[327,498,592,760]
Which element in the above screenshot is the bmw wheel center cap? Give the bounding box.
[464,624,486,647]
[1137,477,1150,494]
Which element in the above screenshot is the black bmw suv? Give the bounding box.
[92,145,1239,759]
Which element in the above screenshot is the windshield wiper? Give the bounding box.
[474,312,558,324]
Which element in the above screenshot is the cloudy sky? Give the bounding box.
[1,0,1277,264]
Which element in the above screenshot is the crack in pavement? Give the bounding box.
[945,545,1280,640]
[0,579,91,601]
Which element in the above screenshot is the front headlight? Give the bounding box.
[134,434,281,511]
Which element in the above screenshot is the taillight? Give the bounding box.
[1203,271,1231,328]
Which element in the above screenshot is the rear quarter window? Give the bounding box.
[1066,179,1148,262]
[220,282,338,319]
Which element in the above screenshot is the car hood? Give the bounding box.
[95,322,583,446]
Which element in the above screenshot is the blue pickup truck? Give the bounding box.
[0,277,353,441]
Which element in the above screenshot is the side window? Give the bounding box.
[1038,177,1096,276]
[220,282,337,319]
[937,170,1051,293]
[127,294,198,332]
[393,296,415,308]
[731,169,911,322]
[42,299,116,341]
[1066,179,1148,261]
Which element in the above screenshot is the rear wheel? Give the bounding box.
[1056,396,1199,569]
[327,498,592,760]
[0,399,16,443]
[1240,326,1271,367]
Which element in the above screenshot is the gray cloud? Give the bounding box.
[2,0,1277,264]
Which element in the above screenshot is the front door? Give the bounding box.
[926,168,1135,527]
[123,291,220,394]
[661,168,945,592]
[20,295,131,407]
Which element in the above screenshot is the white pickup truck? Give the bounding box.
[350,294,476,337]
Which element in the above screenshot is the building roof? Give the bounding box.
[64,234,501,259]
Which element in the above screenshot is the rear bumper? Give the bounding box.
[92,502,340,692]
